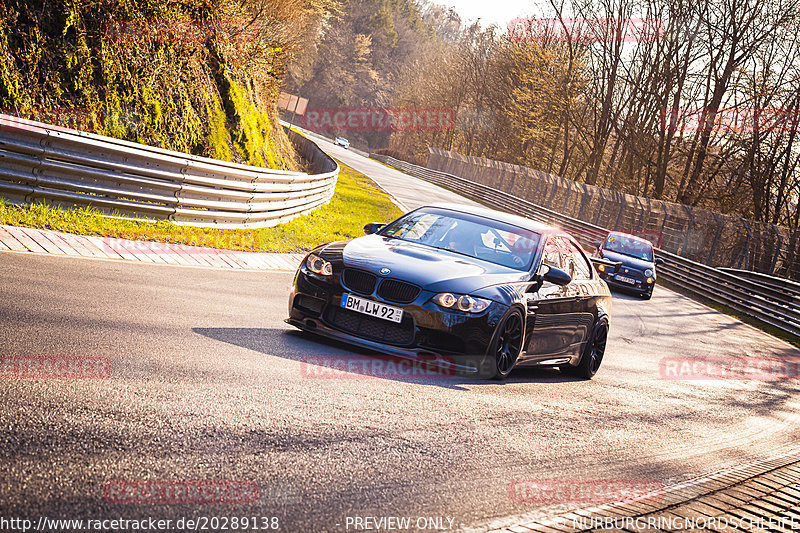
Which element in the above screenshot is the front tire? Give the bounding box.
[486,308,524,379]
[563,319,608,379]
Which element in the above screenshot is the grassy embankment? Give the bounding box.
[0,2,400,254]
[0,162,402,253]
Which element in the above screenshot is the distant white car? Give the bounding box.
[334,137,350,149]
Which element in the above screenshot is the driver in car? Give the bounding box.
[508,234,534,267]
[445,223,478,255]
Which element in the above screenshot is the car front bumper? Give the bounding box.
[287,267,508,373]
[599,271,653,294]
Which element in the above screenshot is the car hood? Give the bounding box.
[318,235,531,296]
[600,249,654,271]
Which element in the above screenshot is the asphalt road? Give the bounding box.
[295,130,483,211]
[2,148,800,532]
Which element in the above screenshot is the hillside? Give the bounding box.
[0,0,334,170]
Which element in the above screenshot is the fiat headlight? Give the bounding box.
[306,254,333,276]
[433,293,491,313]
[645,269,653,277]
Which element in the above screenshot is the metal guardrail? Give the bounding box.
[427,147,800,281]
[0,114,339,228]
[372,154,800,339]
[720,268,800,299]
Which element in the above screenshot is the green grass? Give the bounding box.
[0,162,402,253]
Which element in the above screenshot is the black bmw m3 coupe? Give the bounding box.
[287,204,615,379]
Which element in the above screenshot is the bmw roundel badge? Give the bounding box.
[380,268,391,275]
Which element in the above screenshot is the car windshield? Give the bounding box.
[604,234,653,261]
[380,207,540,270]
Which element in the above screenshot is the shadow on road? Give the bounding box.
[610,289,647,301]
[193,326,585,389]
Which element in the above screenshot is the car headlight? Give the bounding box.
[432,293,491,313]
[645,269,653,277]
[306,254,333,276]
[433,293,457,308]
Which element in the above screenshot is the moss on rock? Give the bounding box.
[0,0,304,170]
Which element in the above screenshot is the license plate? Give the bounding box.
[340,293,403,323]
[615,274,636,284]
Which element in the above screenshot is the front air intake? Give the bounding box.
[377,279,421,304]
[341,269,378,295]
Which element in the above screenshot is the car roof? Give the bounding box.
[421,203,561,234]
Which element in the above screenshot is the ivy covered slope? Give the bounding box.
[0,0,330,169]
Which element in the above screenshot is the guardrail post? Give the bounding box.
[740,218,753,270]
[576,183,589,221]
[562,181,572,213]
[770,226,782,276]
[546,176,559,207]
[594,191,606,226]
[531,169,544,203]
[679,205,694,257]
[613,192,625,230]
[658,201,670,249]
[707,212,722,265]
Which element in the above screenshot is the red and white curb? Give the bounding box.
[0,224,303,271]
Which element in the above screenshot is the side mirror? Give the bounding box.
[655,257,664,266]
[363,222,385,235]
[593,240,602,249]
[537,264,572,286]
[590,257,622,274]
